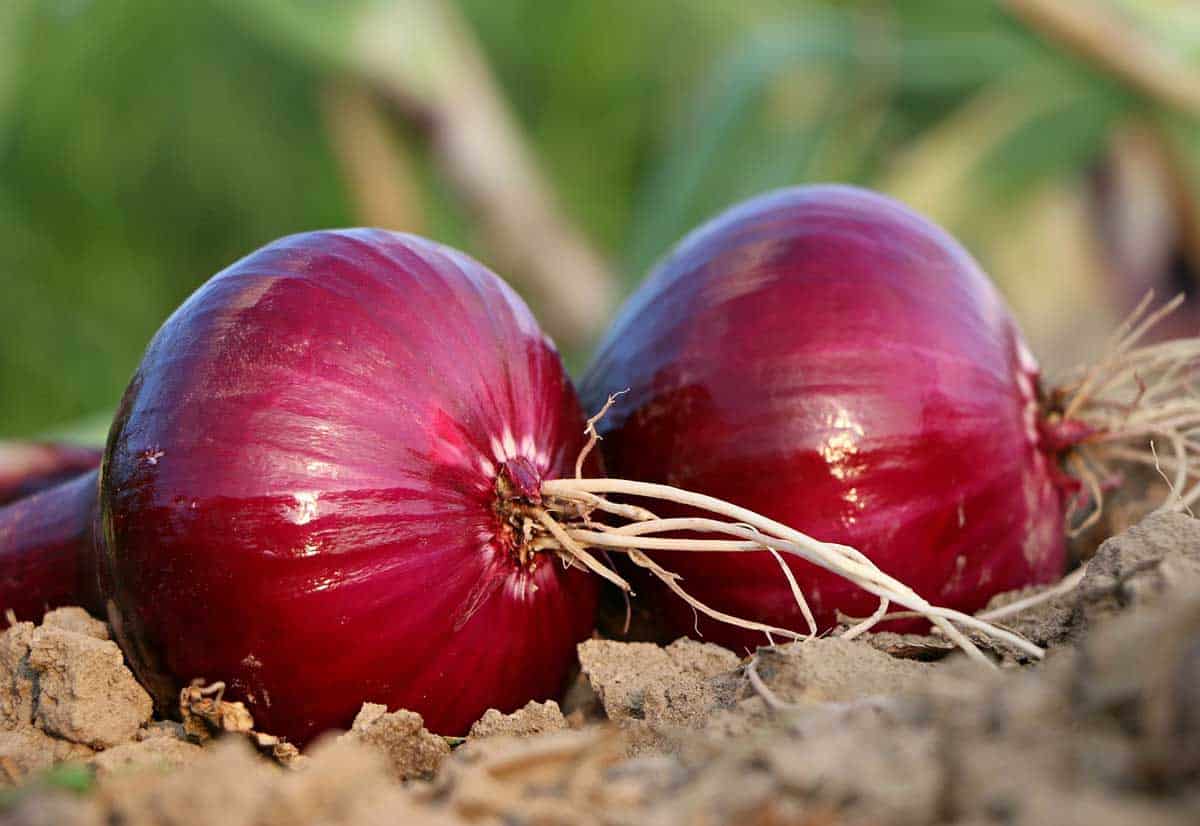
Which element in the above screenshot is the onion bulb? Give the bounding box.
[3,230,598,743]
[580,185,1197,651]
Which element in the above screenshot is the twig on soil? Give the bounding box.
[179,678,303,767]
[354,0,618,350]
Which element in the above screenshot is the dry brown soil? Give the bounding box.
[1,512,1199,825]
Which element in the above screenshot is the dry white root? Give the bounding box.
[527,394,1043,666]
[840,563,1088,631]
[540,477,1042,665]
[1053,292,1200,526]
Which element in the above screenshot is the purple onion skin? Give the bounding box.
[12,229,601,744]
[581,185,1068,652]
[0,470,100,620]
[0,443,103,505]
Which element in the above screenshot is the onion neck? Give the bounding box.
[1037,414,1098,457]
[1035,305,1200,521]
[493,458,549,567]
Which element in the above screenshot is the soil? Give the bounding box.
[2,511,1199,825]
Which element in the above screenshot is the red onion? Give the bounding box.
[0,442,102,505]
[0,229,596,742]
[580,185,1185,651]
[0,470,99,620]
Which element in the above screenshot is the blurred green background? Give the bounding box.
[2,0,1198,441]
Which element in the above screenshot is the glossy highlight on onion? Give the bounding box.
[3,229,598,743]
[580,185,1077,650]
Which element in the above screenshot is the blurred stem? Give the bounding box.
[626,17,858,275]
[1002,0,1200,115]
[354,0,617,350]
[1152,121,1200,281]
[0,0,35,149]
[881,74,1048,226]
[804,8,897,182]
[320,81,425,233]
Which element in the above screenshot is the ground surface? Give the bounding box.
[1,512,1198,825]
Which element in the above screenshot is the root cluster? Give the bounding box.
[1053,293,1200,527]
[527,396,1044,666]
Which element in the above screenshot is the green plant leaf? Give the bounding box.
[626,14,861,276]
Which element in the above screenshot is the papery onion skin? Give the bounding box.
[581,185,1067,652]
[0,229,597,744]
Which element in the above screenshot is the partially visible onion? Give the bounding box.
[0,442,102,505]
[0,469,99,620]
[2,229,597,743]
[580,185,1180,651]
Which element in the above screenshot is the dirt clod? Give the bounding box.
[276,737,464,825]
[0,726,93,785]
[9,735,457,826]
[469,699,567,739]
[39,608,108,642]
[26,627,152,748]
[0,794,103,826]
[2,511,1199,824]
[88,736,202,777]
[338,703,450,781]
[748,637,932,706]
[0,622,36,730]
[1077,510,1200,629]
[1072,590,1200,790]
[578,637,739,727]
